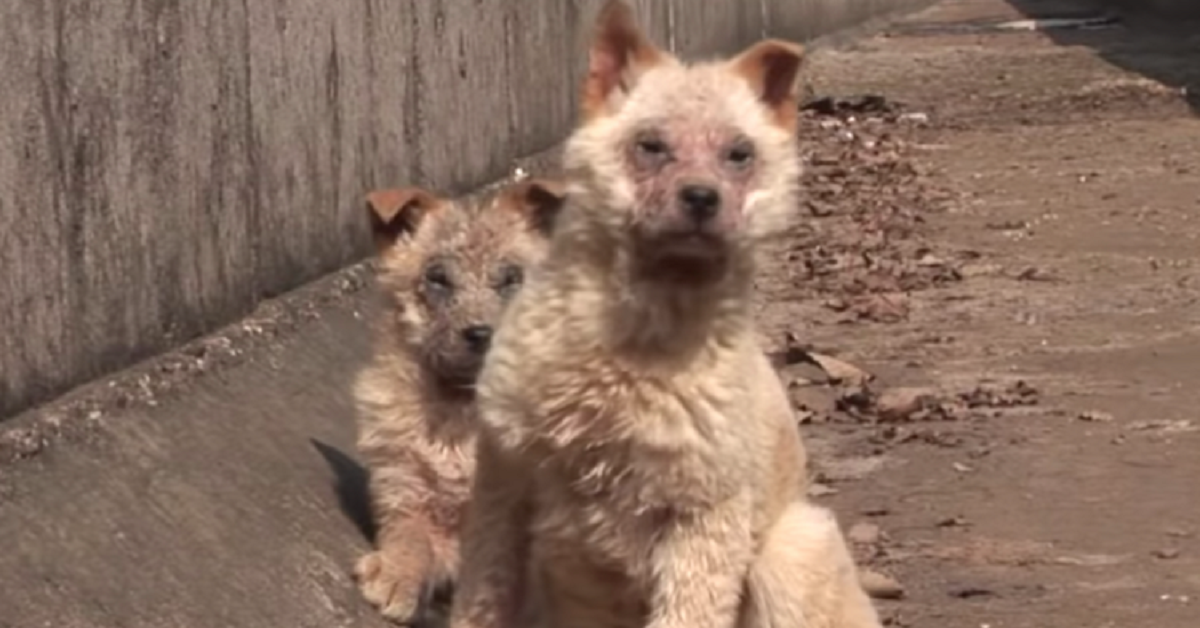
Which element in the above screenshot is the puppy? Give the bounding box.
[353,177,566,626]
[447,2,883,628]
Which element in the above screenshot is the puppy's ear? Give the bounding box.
[500,178,568,237]
[365,187,444,253]
[728,39,807,132]
[581,0,670,121]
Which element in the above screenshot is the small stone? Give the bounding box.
[1054,553,1128,567]
[782,360,833,386]
[807,483,838,498]
[875,387,940,423]
[959,262,1004,278]
[1077,410,1114,423]
[1152,548,1181,560]
[809,353,873,386]
[937,515,968,528]
[859,569,905,600]
[794,408,819,425]
[788,384,837,423]
[1130,419,1197,433]
[949,586,995,599]
[1016,266,1058,282]
[985,220,1029,231]
[850,293,911,324]
[848,522,882,545]
[807,199,838,217]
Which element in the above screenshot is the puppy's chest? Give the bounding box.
[526,441,729,580]
[428,441,476,493]
[510,360,748,508]
[416,403,477,500]
[492,352,749,565]
[420,437,477,533]
[527,465,668,585]
[424,405,480,488]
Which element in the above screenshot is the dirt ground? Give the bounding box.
[775,1,1200,626]
[2,1,1199,626]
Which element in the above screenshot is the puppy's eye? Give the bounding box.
[632,134,672,171]
[636,138,669,157]
[496,264,524,294]
[423,263,453,290]
[724,142,755,168]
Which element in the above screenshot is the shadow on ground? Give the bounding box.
[313,438,376,545]
[1004,0,1200,113]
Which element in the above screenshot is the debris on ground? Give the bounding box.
[1152,548,1182,560]
[826,292,912,324]
[808,483,838,498]
[1127,419,1198,434]
[1015,266,1059,282]
[860,568,907,600]
[1076,410,1114,423]
[771,332,1045,429]
[773,2,1200,626]
[800,94,903,116]
[849,522,884,546]
[841,380,1039,425]
[948,586,996,599]
[786,92,963,321]
[873,387,944,423]
[807,352,875,387]
[937,516,970,528]
[960,380,1040,409]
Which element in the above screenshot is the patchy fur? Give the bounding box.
[448,2,882,628]
[354,178,566,625]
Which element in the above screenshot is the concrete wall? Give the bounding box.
[0,0,927,419]
[1112,0,1200,18]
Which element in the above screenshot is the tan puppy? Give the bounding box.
[448,2,882,628]
[353,177,566,626]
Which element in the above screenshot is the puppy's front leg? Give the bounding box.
[355,512,438,622]
[647,497,755,628]
[448,433,531,628]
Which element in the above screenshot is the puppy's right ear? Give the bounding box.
[581,0,670,121]
[365,187,443,253]
[728,39,807,132]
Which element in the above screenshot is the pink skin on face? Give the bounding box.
[623,121,758,241]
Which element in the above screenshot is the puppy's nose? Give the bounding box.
[461,325,493,353]
[678,184,721,224]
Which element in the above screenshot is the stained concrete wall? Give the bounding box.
[0,0,928,419]
[1112,0,1200,18]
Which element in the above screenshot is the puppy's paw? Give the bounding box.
[355,550,427,623]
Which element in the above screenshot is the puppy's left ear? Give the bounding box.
[502,178,568,237]
[581,0,671,121]
[728,39,807,132]
[365,186,445,254]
